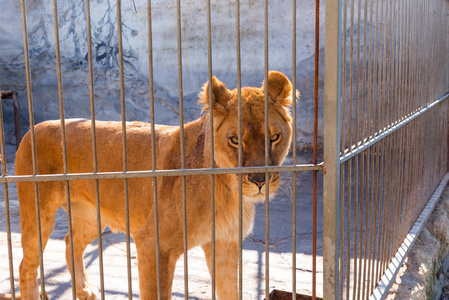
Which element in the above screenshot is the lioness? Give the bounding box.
[16,71,296,300]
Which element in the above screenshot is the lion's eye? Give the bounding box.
[229,136,239,146]
[270,134,280,143]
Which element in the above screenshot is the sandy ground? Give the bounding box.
[0,142,324,299]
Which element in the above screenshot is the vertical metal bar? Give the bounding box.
[312,0,319,298]
[366,144,375,299]
[373,0,386,283]
[175,0,188,298]
[355,0,361,145]
[292,0,297,297]
[340,0,348,292]
[374,0,383,137]
[363,0,370,141]
[264,1,270,299]
[357,1,380,299]
[379,0,387,134]
[382,136,393,289]
[375,128,385,285]
[339,162,345,299]
[373,139,383,287]
[340,0,347,292]
[12,93,21,150]
[323,0,342,298]
[206,1,216,298]
[397,0,407,247]
[368,142,378,294]
[347,0,355,297]
[352,0,363,288]
[233,1,244,299]
[341,0,347,155]
[52,1,77,298]
[19,1,47,298]
[404,0,411,119]
[415,0,425,214]
[418,0,427,212]
[147,1,162,299]
[115,1,133,298]
[378,123,388,281]
[85,0,105,298]
[391,132,402,258]
[385,0,399,271]
[357,0,372,297]
[380,0,393,281]
[409,0,418,224]
[352,154,363,299]
[0,93,16,300]
[393,0,400,126]
[360,142,371,300]
[236,0,243,296]
[355,155,363,300]
[402,0,413,235]
[348,0,354,148]
[384,0,393,130]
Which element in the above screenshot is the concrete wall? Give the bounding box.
[0,0,326,148]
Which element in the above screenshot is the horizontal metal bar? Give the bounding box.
[341,92,449,163]
[370,172,449,300]
[0,163,323,183]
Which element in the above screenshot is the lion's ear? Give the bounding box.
[261,71,298,107]
[199,76,231,112]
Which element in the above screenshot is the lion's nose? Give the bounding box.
[248,173,272,189]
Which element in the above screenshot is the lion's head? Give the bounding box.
[199,71,296,202]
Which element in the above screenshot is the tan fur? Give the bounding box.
[16,71,296,300]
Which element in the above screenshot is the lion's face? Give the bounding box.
[199,71,296,202]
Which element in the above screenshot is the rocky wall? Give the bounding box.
[0,0,329,150]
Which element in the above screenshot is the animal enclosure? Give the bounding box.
[0,0,448,299]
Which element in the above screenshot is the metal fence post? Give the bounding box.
[323,0,342,298]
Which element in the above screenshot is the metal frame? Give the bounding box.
[0,91,21,150]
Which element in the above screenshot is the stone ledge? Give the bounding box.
[387,185,449,300]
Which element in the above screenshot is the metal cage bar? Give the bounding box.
[0,164,322,184]
[0,88,16,300]
[51,0,77,297]
[174,0,189,298]
[312,0,320,299]
[19,0,47,298]
[263,1,270,299]
[323,0,343,299]
[147,1,162,298]
[84,0,106,298]
[115,1,134,298]
[235,1,244,299]
[206,1,216,299]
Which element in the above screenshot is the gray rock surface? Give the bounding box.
[0,0,330,150]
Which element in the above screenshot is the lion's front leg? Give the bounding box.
[134,229,179,300]
[202,240,239,300]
